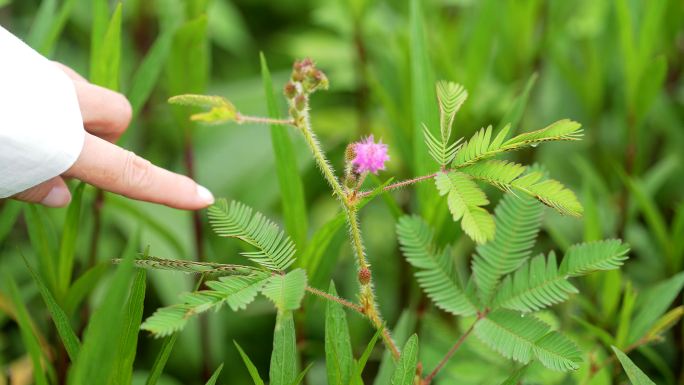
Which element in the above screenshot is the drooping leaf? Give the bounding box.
[397,216,476,316]
[262,269,308,312]
[325,282,353,385]
[140,273,268,337]
[435,171,494,244]
[168,94,237,123]
[208,199,296,271]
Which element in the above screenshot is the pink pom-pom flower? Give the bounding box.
[351,135,390,174]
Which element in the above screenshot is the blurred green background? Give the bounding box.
[1,0,683,384]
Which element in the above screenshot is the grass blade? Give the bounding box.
[128,28,174,117]
[205,363,224,385]
[24,204,58,292]
[23,254,81,362]
[67,250,135,385]
[57,182,85,297]
[234,341,265,385]
[2,273,51,385]
[260,52,308,249]
[0,200,22,244]
[145,334,179,385]
[612,346,656,385]
[90,2,122,90]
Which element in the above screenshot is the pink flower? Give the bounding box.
[351,135,390,174]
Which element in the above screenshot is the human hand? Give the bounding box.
[9,63,214,210]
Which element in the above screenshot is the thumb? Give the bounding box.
[12,177,72,207]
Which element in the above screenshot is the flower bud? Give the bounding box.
[294,94,306,111]
[284,81,297,99]
[358,268,371,285]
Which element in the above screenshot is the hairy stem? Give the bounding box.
[422,318,479,385]
[237,114,294,126]
[305,286,365,314]
[358,172,438,198]
[294,97,401,359]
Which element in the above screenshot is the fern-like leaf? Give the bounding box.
[424,124,461,166]
[472,193,543,304]
[452,120,582,168]
[141,273,269,337]
[533,332,582,371]
[503,119,582,148]
[560,240,630,276]
[208,199,296,271]
[460,160,526,191]
[475,309,550,364]
[436,80,467,143]
[261,268,307,311]
[475,309,581,372]
[511,172,583,217]
[494,252,578,313]
[435,171,495,244]
[396,216,477,316]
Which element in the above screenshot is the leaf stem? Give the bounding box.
[358,172,438,198]
[305,286,364,314]
[237,114,295,126]
[422,317,480,385]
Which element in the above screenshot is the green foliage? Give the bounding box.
[494,252,579,313]
[390,334,419,385]
[262,269,308,312]
[475,309,581,371]
[141,272,269,337]
[208,199,296,271]
[396,215,476,316]
[261,53,308,249]
[398,190,630,372]
[325,282,353,385]
[612,346,656,385]
[270,312,298,385]
[168,94,237,123]
[234,341,266,385]
[205,364,224,385]
[424,80,467,167]
[471,193,543,304]
[435,171,495,244]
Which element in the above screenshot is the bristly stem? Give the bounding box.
[305,286,365,314]
[358,172,438,198]
[422,317,480,385]
[293,92,401,360]
[237,114,295,126]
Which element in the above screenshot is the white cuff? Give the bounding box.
[0,25,85,198]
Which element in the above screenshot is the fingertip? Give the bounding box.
[41,185,72,207]
[196,184,215,207]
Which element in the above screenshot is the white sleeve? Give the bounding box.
[0,25,84,198]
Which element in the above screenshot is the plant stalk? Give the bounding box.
[294,99,401,359]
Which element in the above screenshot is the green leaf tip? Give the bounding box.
[168,94,237,124]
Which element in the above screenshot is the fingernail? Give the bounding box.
[41,186,71,207]
[197,184,215,205]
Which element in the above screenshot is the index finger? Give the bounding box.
[65,133,214,210]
